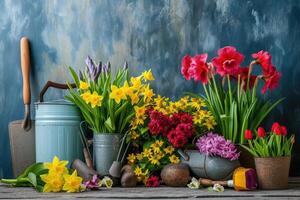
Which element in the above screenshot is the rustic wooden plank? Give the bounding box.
[1,179,300,199]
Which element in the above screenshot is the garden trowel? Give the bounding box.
[9,37,35,177]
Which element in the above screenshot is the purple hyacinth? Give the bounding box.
[196,132,240,161]
[83,175,100,190]
[85,56,101,81]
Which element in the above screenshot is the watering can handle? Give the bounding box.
[39,81,76,102]
[177,149,190,161]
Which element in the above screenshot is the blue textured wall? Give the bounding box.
[1,0,300,177]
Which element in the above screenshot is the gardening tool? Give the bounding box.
[79,121,93,168]
[35,81,81,165]
[72,159,98,181]
[199,167,257,191]
[9,37,35,177]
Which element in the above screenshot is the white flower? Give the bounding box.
[187,177,200,189]
[101,176,113,188]
[212,184,224,192]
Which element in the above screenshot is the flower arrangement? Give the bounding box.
[127,95,216,185]
[66,56,155,134]
[242,122,295,157]
[181,46,284,144]
[196,133,240,161]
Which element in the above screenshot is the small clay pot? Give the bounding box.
[254,156,291,190]
[161,163,190,187]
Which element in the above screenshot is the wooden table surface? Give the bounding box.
[1,178,300,199]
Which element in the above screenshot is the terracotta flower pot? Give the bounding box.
[254,156,291,190]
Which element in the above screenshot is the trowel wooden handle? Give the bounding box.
[20,37,31,105]
[199,178,228,187]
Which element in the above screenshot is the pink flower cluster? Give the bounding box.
[196,132,240,161]
[148,111,194,148]
[181,46,281,94]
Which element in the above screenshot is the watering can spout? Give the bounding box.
[177,149,190,161]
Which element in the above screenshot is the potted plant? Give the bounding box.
[180,46,284,145]
[127,95,215,186]
[181,132,240,180]
[242,122,295,189]
[66,56,155,175]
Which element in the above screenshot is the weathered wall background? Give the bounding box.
[1,0,300,177]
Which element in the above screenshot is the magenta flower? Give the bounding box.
[83,175,100,190]
[196,133,240,160]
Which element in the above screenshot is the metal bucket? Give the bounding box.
[35,81,82,165]
[93,134,121,175]
[179,150,240,180]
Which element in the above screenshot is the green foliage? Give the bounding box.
[0,163,48,192]
[202,75,283,144]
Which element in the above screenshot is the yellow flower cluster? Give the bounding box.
[40,156,83,193]
[127,140,180,183]
[80,90,103,108]
[109,70,155,105]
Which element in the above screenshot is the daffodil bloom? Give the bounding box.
[130,77,142,90]
[63,170,83,193]
[134,106,146,118]
[41,172,64,192]
[90,91,103,108]
[135,116,145,125]
[142,69,155,81]
[142,85,154,102]
[44,156,68,175]
[101,176,113,188]
[134,166,143,176]
[169,155,180,164]
[164,146,175,154]
[79,81,89,90]
[187,177,200,189]
[121,81,134,97]
[80,91,92,104]
[129,92,139,105]
[109,85,126,104]
[127,153,136,164]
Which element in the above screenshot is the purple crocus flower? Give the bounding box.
[83,175,100,190]
[196,132,240,161]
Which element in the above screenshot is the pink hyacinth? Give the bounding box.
[196,132,240,161]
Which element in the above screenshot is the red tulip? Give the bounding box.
[281,126,287,136]
[212,46,244,77]
[271,122,282,135]
[257,127,266,138]
[244,129,253,140]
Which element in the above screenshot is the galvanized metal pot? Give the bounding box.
[254,156,291,190]
[35,100,83,165]
[179,150,240,180]
[93,134,121,175]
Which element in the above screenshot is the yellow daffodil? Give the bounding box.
[122,81,134,97]
[101,176,113,188]
[135,116,145,125]
[90,91,103,108]
[130,77,142,90]
[44,156,68,175]
[62,170,82,193]
[79,81,89,90]
[134,166,143,176]
[169,155,180,164]
[80,91,92,104]
[142,69,155,81]
[134,106,146,118]
[129,92,139,105]
[127,153,136,165]
[109,85,127,104]
[164,146,175,154]
[41,172,64,192]
[142,85,154,102]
